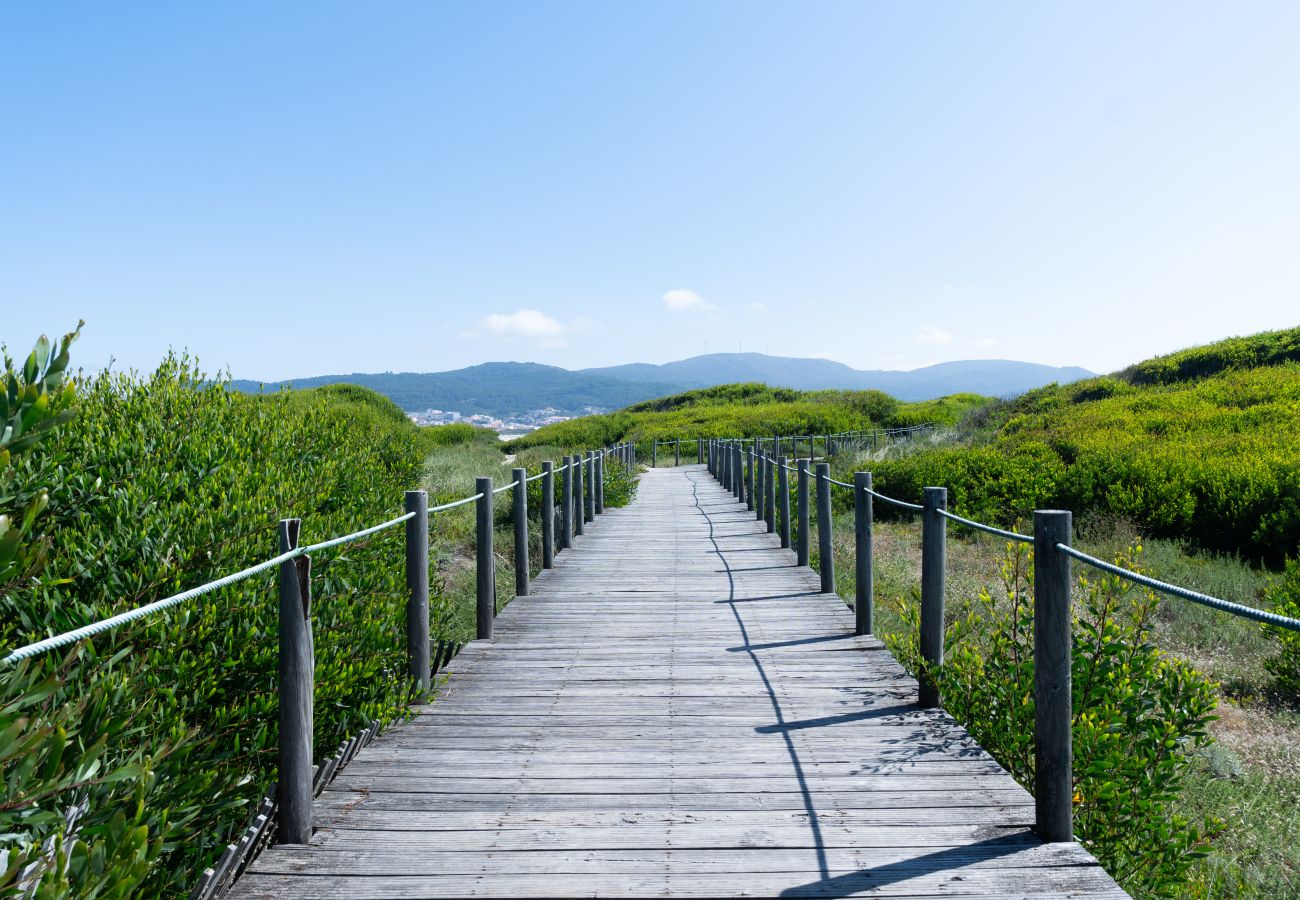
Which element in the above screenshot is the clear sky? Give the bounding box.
[3,2,1298,381]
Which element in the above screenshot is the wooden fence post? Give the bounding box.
[652,439,658,468]
[1035,510,1074,843]
[277,517,313,845]
[778,459,791,549]
[815,462,835,594]
[476,477,495,640]
[919,486,947,707]
[853,473,873,636]
[512,468,529,597]
[745,448,755,511]
[675,438,680,467]
[596,450,605,514]
[755,452,765,522]
[574,455,585,536]
[541,461,555,568]
[697,438,703,464]
[584,452,595,523]
[560,456,573,549]
[405,490,430,692]
[764,453,775,534]
[797,459,810,566]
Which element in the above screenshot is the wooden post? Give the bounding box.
[675,438,680,467]
[584,452,595,523]
[759,452,769,530]
[777,460,791,549]
[652,439,658,468]
[697,438,703,464]
[853,472,873,636]
[595,451,604,514]
[745,448,755,511]
[755,452,765,522]
[405,491,430,692]
[277,518,313,845]
[1035,510,1074,843]
[815,462,834,594]
[476,477,495,640]
[560,456,573,549]
[512,468,529,597]
[774,435,781,459]
[919,486,947,708]
[797,459,810,566]
[573,455,585,536]
[541,461,555,568]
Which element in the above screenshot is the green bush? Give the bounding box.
[422,422,490,448]
[863,356,1300,564]
[0,351,433,896]
[507,384,986,453]
[1263,558,1300,699]
[883,544,1219,895]
[1121,326,1300,386]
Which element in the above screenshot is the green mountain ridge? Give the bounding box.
[230,354,1093,417]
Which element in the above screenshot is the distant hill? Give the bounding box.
[231,354,1093,417]
[228,363,685,417]
[581,354,1094,399]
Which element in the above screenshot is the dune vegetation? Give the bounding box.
[0,330,635,897]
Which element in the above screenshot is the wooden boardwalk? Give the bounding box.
[229,466,1126,898]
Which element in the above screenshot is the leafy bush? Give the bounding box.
[421,422,490,447]
[507,384,987,453]
[0,350,434,896]
[883,544,1219,896]
[864,358,1300,564]
[1263,558,1300,699]
[1121,326,1300,386]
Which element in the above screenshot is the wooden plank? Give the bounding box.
[226,467,1125,899]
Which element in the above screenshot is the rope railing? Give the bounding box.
[938,508,1033,544]
[429,492,484,513]
[864,487,924,512]
[1057,543,1300,631]
[3,508,417,666]
[700,425,1299,844]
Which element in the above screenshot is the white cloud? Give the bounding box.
[916,326,953,345]
[482,308,565,338]
[662,288,717,313]
[748,302,768,315]
[466,308,595,348]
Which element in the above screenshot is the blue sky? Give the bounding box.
[3,2,1298,380]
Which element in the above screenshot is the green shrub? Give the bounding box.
[507,384,987,454]
[1263,558,1300,699]
[0,351,433,896]
[422,422,490,448]
[1121,326,1300,386]
[863,360,1300,564]
[883,544,1219,896]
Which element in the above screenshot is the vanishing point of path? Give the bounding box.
[229,465,1127,898]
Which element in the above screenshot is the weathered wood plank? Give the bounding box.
[227,466,1125,899]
